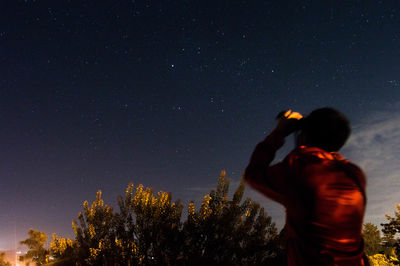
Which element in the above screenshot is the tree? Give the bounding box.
[50,233,76,265]
[71,190,116,265]
[69,186,184,265]
[0,252,11,266]
[181,170,281,265]
[363,222,383,256]
[50,170,281,265]
[114,183,184,265]
[20,229,49,265]
[368,253,398,266]
[381,204,400,258]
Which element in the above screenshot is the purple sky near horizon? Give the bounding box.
[1,0,400,250]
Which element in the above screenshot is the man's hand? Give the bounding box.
[274,110,303,137]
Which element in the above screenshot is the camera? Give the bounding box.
[276,109,304,132]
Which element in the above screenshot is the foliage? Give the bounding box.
[28,174,400,265]
[20,228,49,265]
[113,182,184,265]
[181,170,281,265]
[71,190,116,265]
[46,170,281,265]
[65,180,186,265]
[363,222,383,256]
[23,179,400,265]
[381,204,400,258]
[50,233,76,265]
[19,178,400,265]
[368,253,399,266]
[0,252,11,266]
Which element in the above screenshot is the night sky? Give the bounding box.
[1,0,400,250]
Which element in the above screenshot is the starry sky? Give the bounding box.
[1,0,400,250]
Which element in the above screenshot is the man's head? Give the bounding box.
[296,107,350,152]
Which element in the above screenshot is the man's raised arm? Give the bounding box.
[244,110,303,203]
[244,130,286,203]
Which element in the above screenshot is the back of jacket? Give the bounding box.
[284,146,366,266]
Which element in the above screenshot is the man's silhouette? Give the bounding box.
[244,108,368,265]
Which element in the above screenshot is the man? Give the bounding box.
[244,108,368,265]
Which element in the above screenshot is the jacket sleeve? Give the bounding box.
[244,130,288,205]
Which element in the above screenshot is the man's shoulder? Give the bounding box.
[286,146,365,174]
[285,146,331,166]
[290,146,367,188]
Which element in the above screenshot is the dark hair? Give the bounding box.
[301,107,350,151]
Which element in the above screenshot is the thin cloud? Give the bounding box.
[343,106,400,227]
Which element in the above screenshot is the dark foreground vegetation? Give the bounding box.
[5,171,400,266]
[16,171,284,265]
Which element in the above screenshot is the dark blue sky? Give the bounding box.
[1,0,400,249]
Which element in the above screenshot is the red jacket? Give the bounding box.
[245,131,367,266]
